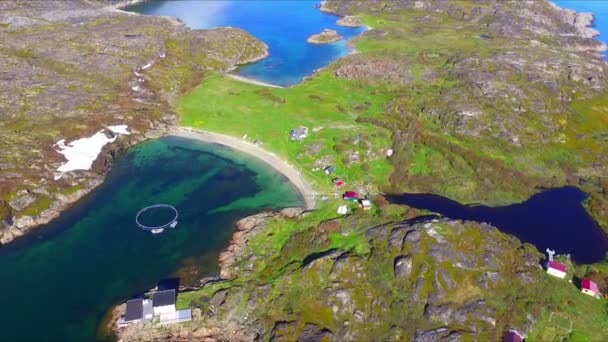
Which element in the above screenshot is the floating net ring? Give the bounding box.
[135,204,179,232]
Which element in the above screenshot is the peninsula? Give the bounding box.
[2,0,608,341]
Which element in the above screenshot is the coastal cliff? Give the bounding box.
[0,0,269,244]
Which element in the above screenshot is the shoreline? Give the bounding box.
[225,74,285,88]
[172,127,316,210]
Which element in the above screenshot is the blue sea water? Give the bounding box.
[128,1,366,86]
[553,0,608,59]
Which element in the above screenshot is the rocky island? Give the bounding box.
[307,29,343,44]
[3,0,608,341]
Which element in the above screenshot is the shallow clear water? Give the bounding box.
[387,187,608,264]
[127,0,366,86]
[553,0,608,59]
[0,136,302,341]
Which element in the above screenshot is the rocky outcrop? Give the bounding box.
[335,57,412,84]
[307,29,343,44]
[218,208,306,279]
[336,15,362,27]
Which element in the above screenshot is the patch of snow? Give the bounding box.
[53,125,129,180]
[107,125,130,135]
[160,52,166,58]
[386,148,394,157]
[141,62,153,70]
[134,70,142,77]
[131,85,141,92]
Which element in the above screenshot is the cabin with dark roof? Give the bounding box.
[153,289,176,315]
[119,288,191,327]
[124,299,143,324]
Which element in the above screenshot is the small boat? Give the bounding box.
[169,221,178,229]
[150,228,165,234]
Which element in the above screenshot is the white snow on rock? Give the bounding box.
[54,125,130,180]
[107,125,130,135]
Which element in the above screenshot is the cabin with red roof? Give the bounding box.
[332,178,345,188]
[546,261,567,279]
[343,191,360,201]
[582,278,601,298]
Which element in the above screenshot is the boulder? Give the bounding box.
[298,323,333,342]
[394,255,413,279]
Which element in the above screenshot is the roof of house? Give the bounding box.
[548,261,567,273]
[582,279,600,293]
[344,191,360,198]
[125,298,143,322]
[503,330,523,342]
[153,289,176,307]
[359,199,372,206]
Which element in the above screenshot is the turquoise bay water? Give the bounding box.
[0,137,302,341]
[128,0,366,86]
[553,0,608,59]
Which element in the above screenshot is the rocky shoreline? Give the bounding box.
[218,207,306,279]
[111,208,305,341]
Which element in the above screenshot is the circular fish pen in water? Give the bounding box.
[135,204,178,234]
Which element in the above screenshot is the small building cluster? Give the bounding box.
[119,289,191,327]
[342,190,372,210]
[544,252,603,299]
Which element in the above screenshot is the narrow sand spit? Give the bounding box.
[226,74,285,88]
[173,127,316,209]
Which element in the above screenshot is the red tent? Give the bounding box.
[343,191,360,201]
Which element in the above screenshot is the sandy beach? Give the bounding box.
[173,127,316,209]
[226,74,285,88]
